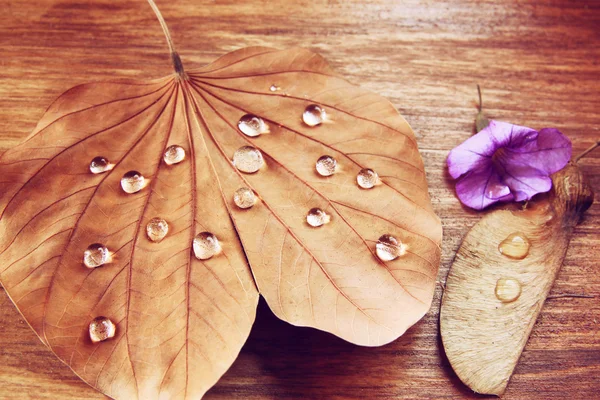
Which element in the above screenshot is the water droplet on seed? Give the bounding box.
[193,232,221,260]
[376,234,406,261]
[357,168,379,189]
[306,208,330,227]
[89,156,111,174]
[163,145,185,165]
[146,217,169,242]
[316,155,337,177]
[303,104,326,127]
[89,316,116,343]
[495,277,522,303]
[233,187,257,209]
[238,114,269,137]
[121,171,145,194]
[269,84,279,92]
[498,232,530,259]
[233,146,264,173]
[83,243,110,268]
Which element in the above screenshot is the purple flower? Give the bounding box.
[447,120,572,210]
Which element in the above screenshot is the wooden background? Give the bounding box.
[0,0,598,398]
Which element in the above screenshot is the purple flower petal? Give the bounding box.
[447,120,572,210]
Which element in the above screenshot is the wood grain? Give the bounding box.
[0,0,598,399]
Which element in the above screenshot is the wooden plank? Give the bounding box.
[0,0,598,398]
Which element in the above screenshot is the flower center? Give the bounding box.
[491,147,507,175]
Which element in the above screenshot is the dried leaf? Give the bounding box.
[440,163,594,395]
[0,47,441,399]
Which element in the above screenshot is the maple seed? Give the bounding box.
[316,155,337,177]
[376,234,406,261]
[233,187,257,209]
[357,168,379,189]
[232,146,264,173]
[83,243,110,268]
[306,208,330,227]
[303,104,326,126]
[89,316,116,343]
[193,232,221,260]
[146,217,169,242]
[163,144,186,165]
[89,156,111,174]
[121,171,145,194]
[238,114,269,137]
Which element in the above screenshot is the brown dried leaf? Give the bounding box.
[0,47,441,399]
[440,163,594,395]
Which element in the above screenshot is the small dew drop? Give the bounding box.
[495,277,522,303]
[357,168,379,189]
[303,104,326,127]
[89,316,116,343]
[121,171,145,194]
[316,155,337,177]
[238,114,269,137]
[233,146,264,173]
[306,208,330,227]
[498,232,530,259]
[269,84,279,92]
[376,234,406,261]
[233,187,257,209]
[83,243,110,268]
[193,232,221,260]
[89,156,111,174]
[163,145,185,165]
[146,217,169,242]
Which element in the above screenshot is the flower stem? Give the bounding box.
[575,139,600,163]
[477,84,483,112]
[147,0,185,78]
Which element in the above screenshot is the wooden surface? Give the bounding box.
[0,0,598,398]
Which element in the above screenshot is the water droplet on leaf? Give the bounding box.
[306,208,330,227]
[316,155,337,177]
[498,232,530,259]
[357,168,379,189]
[163,145,185,165]
[269,84,279,92]
[146,217,169,242]
[89,316,116,343]
[83,243,110,268]
[233,187,257,209]
[193,232,221,260]
[303,104,326,127]
[495,277,522,303]
[233,146,264,173]
[238,114,269,137]
[121,171,145,194]
[376,234,406,261]
[89,156,111,174]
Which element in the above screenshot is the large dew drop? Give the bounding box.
[89,316,116,343]
[121,171,145,194]
[498,232,530,260]
[146,217,169,242]
[238,114,269,137]
[494,277,522,303]
[306,208,330,227]
[376,234,406,261]
[357,168,379,189]
[89,156,111,174]
[303,104,326,127]
[193,232,221,260]
[233,146,264,173]
[163,145,185,165]
[83,243,110,268]
[316,155,337,177]
[233,187,257,209]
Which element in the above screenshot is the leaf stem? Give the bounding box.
[147,0,186,78]
[575,139,600,163]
